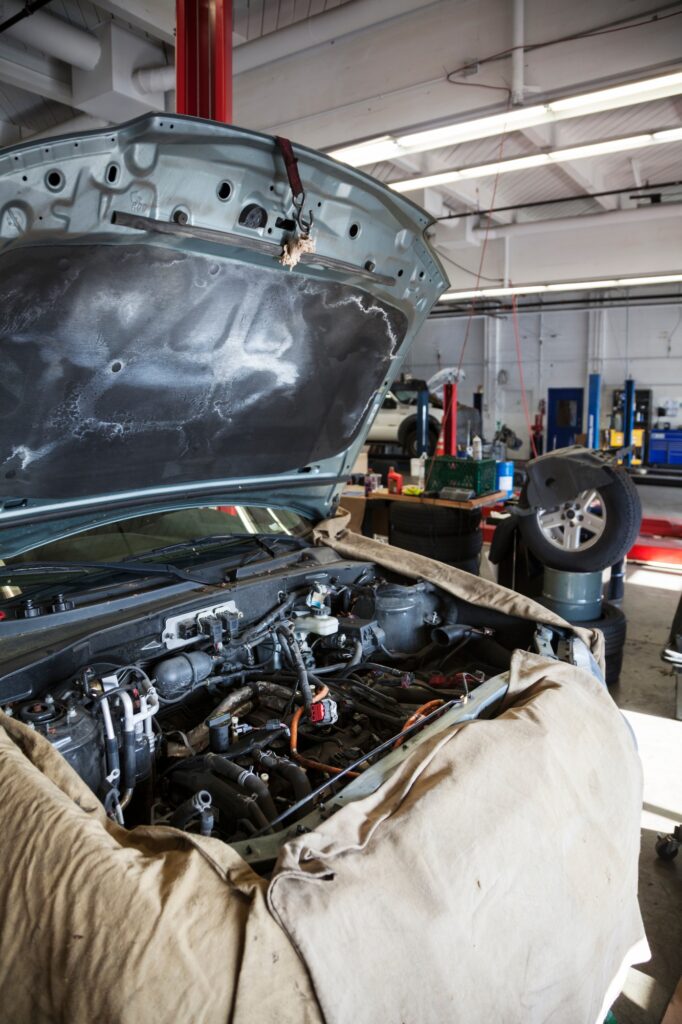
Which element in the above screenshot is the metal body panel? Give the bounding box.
[0,242,404,499]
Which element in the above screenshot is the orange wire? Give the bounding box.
[393,699,444,749]
[289,685,360,778]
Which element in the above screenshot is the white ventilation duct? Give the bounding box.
[1,0,101,71]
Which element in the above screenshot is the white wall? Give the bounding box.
[402,302,682,457]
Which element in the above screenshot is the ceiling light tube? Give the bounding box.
[329,70,682,167]
[390,129,680,192]
[438,274,682,302]
[548,134,652,162]
[652,127,682,143]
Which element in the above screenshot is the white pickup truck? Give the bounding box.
[367,389,481,456]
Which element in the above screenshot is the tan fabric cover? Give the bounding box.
[0,514,645,1022]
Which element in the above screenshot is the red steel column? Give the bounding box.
[176,0,232,122]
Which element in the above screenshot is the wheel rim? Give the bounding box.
[535,489,607,553]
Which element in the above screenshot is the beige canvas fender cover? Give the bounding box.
[0,513,647,1023]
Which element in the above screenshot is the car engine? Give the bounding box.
[2,571,519,869]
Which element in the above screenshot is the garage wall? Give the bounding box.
[403,303,682,456]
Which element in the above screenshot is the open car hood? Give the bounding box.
[0,114,446,556]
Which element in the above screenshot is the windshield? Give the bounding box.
[0,506,311,608]
[4,506,310,565]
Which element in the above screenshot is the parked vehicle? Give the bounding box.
[367,389,481,455]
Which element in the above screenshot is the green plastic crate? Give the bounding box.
[426,456,497,496]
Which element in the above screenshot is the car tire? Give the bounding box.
[402,426,439,458]
[572,601,627,686]
[390,502,481,537]
[391,527,483,562]
[519,469,641,572]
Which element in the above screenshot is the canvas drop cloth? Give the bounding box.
[0,513,647,1023]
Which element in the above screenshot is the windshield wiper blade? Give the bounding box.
[131,532,309,561]
[0,559,208,584]
[121,534,254,561]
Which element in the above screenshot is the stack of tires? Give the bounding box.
[389,503,482,574]
[515,468,641,688]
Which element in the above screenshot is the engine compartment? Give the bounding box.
[1,561,535,871]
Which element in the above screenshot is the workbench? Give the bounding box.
[342,487,507,537]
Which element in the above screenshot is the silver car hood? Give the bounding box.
[0,114,446,556]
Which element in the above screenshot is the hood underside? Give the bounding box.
[0,114,446,554]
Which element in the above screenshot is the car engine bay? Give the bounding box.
[0,558,559,871]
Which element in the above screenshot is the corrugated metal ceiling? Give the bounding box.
[0,0,680,224]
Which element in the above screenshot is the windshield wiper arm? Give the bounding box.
[0,559,208,585]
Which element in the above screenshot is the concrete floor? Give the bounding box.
[610,562,682,1024]
[634,482,682,521]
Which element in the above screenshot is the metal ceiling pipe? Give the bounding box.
[135,0,441,92]
[511,0,524,105]
[473,203,682,238]
[1,0,101,70]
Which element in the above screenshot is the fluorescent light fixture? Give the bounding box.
[652,127,682,143]
[439,274,682,302]
[390,130,682,192]
[548,134,652,162]
[329,70,682,167]
[330,135,404,166]
[395,107,549,151]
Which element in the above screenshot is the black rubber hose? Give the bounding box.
[169,790,212,831]
[241,594,298,645]
[255,750,311,803]
[252,681,298,703]
[122,731,136,794]
[170,770,270,831]
[205,754,278,822]
[276,628,313,713]
[431,623,477,646]
[104,736,120,779]
[314,641,363,675]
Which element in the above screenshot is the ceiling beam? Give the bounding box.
[387,151,515,226]
[471,201,682,238]
[519,124,618,210]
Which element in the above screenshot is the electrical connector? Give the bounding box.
[308,698,338,726]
